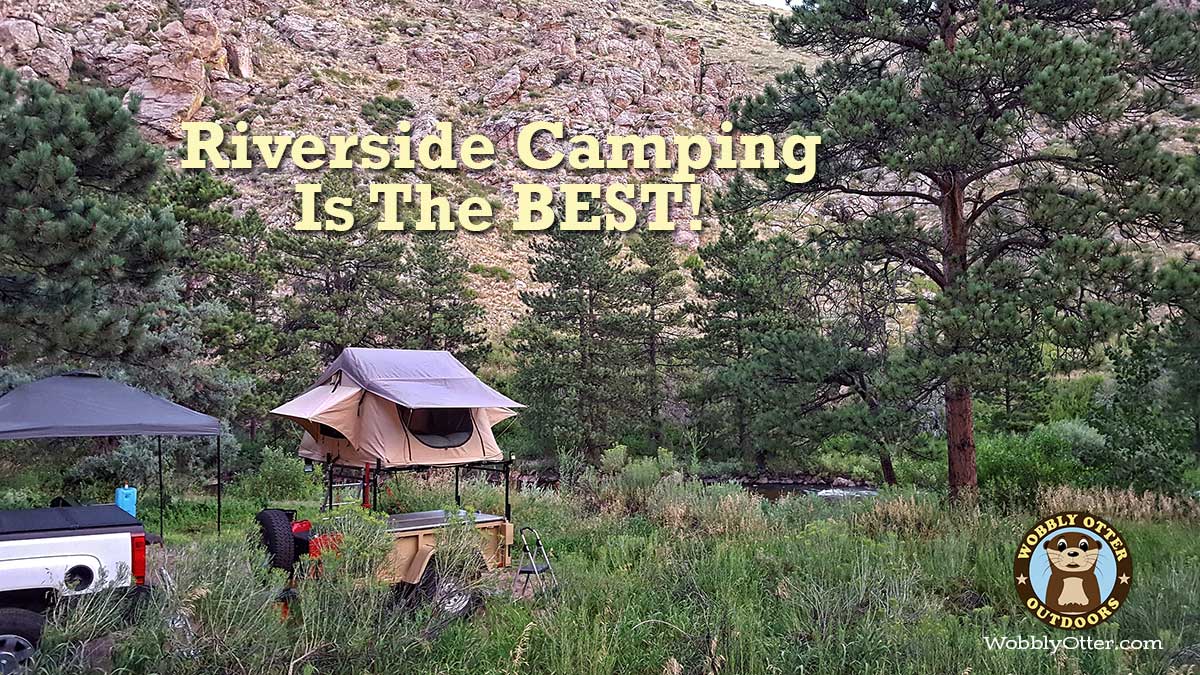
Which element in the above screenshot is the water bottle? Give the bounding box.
[115,484,137,517]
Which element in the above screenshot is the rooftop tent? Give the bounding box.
[0,371,224,535]
[271,348,522,468]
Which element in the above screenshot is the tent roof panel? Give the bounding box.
[313,348,523,409]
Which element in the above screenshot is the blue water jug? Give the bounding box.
[115,485,137,517]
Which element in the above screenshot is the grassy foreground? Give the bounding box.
[34,475,1200,675]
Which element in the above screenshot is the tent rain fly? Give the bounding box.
[271,348,522,469]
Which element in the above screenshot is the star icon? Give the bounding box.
[1118,574,1130,584]
[1016,574,1028,585]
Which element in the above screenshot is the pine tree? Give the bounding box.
[721,230,938,485]
[732,1,1200,498]
[1153,258,1200,455]
[628,232,687,447]
[402,232,489,369]
[512,226,637,460]
[0,71,245,485]
[270,172,413,395]
[150,171,282,436]
[684,214,797,470]
[0,69,181,364]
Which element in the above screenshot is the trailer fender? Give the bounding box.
[404,540,437,585]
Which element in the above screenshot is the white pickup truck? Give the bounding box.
[0,505,146,674]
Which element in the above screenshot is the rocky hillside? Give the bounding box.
[0,0,799,333]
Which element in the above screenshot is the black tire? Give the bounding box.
[0,607,43,675]
[255,509,296,571]
[412,560,482,620]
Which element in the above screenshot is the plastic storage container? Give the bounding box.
[115,485,137,517]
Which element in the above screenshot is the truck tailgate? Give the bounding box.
[0,505,144,595]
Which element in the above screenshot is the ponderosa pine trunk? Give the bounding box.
[878,445,897,486]
[941,175,979,500]
[945,383,978,500]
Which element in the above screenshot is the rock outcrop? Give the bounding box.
[4,0,789,330]
[0,14,71,85]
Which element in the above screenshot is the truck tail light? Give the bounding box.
[131,532,146,586]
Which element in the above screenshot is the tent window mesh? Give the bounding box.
[399,407,474,448]
[319,423,347,439]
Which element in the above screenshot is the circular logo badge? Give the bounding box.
[1014,511,1133,630]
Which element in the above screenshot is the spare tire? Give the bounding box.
[255,509,295,571]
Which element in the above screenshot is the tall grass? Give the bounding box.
[29,479,1200,674]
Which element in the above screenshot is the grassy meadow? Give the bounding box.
[28,464,1200,675]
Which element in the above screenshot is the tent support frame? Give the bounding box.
[354,460,513,521]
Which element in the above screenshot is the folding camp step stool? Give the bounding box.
[511,526,558,597]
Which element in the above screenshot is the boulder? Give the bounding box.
[89,43,154,87]
[0,16,72,86]
[124,50,206,138]
[373,43,407,73]
[225,38,254,78]
[0,17,39,52]
[182,9,223,61]
[484,65,522,107]
[274,14,320,51]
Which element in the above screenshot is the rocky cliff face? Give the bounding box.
[0,0,794,330]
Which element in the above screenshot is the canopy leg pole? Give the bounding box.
[455,467,461,508]
[157,436,164,538]
[504,461,511,522]
[216,435,222,535]
[325,454,333,511]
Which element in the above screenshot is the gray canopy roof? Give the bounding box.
[313,348,523,409]
[0,372,221,439]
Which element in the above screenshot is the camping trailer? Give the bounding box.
[267,348,523,599]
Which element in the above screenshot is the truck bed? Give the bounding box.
[0,505,143,541]
[385,509,504,533]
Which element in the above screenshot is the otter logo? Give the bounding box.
[1014,511,1133,630]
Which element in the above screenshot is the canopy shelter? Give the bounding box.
[0,371,224,535]
[271,349,523,514]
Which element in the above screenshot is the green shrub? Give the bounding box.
[654,447,676,474]
[976,432,1084,509]
[468,263,514,281]
[618,457,662,510]
[1045,374,1105,421]
[1029,419,1106,460]
[360,95,414,131]
[1086,341,1192,493]
[600,443,628,474]
[812,451,878,482]
[0,487,41,509]
[556,447,588,487]
[646,476,766,535]
[67,440,164,500]
[229,446,322,505]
